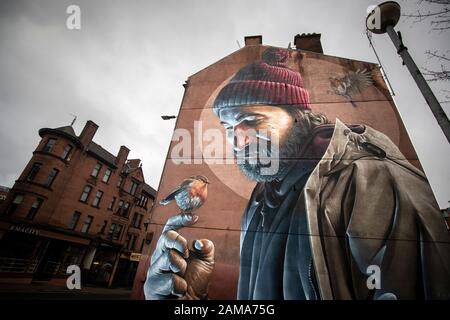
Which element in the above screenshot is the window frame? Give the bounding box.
[26,198,43,220]
[122,202,130,217]
[108,196,116,210]
[43,138,56,153]
[129,181,138,195]
[102,168,112,183]
[69,211,82,230]
[81,215,94,233]
[91,163,102,178]
[45,168,59,188]
[109,223,123,241]
[6,193,24,215]
[80,185,92,203]
[61,144,73,160]
[26,162,42,182]
[92,190,104,208]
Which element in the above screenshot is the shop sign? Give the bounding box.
[130,253,141,262]
[9,225,39,235]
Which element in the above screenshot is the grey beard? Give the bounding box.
[238,160,291,182]
[237,124,305,182]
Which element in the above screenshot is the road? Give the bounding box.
[0,283,132,300]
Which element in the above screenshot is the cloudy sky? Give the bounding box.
[0,0,449,208]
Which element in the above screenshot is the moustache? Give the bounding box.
[234,140,274,160]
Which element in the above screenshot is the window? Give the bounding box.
[80,185,92,202]
[126,234,137,251]
[125,234,132,249]
[136,214,143,228]
[6,194,24,215]
[108,197,116,210]
[92,190,103,208]
[131,212,138,226]
[115,225,123,241]
[45,168,59,187]
[102,169,112,183]
[91,163,102,178]
[139,238,145,253]
[131,212,143,228]
[109,223,116,238]
[43,138,56,153]
[143,195,149,207]
[117,176,123,187]
[116,199,124,214]
[81,215,93,233]
[69,211,81,230]
[129,181,138,195]
[26,198,43,220]
[122,202,130,217]
[26,163,42,182]
[109,223,123,241]
[99,220,107,234]
[138,193,149,208]
[61,145,73,160]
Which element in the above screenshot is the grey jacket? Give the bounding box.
[238,119,450,300]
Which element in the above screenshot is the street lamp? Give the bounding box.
[161,115,176,120]
[366,1,450,144]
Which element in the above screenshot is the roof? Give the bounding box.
[39,122,156,193]
[126,159,141,169]
[54,126,77,138]
[86,141,117,168]
[142,183,157,198]
[38,125,83,148]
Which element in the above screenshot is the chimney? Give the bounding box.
[79,120,98,147]
[116,145,130,167]
[244,35,262,46]
[294,33,323,54]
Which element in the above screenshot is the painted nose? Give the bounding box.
[234,124,253,151]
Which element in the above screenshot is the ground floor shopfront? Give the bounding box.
[0,220,140,288]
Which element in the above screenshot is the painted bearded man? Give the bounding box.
[145,48,450,300]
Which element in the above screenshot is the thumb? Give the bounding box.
[192,239,215,264]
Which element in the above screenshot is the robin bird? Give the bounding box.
[159,175,210,215]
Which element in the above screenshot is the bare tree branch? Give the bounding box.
[403,1,450,83]
[425,50,450,62]
[402,0,450,30]
[422,65,450,81]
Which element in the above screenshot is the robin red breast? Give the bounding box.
[159,175,209,215]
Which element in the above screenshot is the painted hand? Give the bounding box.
[144,214,215,300]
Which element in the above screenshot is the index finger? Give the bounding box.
[162,214,199,233]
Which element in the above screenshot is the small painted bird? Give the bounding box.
[159,175,210,215]
[329,68,373,107]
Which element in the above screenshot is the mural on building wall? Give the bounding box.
[143,47,450,300]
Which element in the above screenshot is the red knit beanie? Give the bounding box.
[213,47,311,113]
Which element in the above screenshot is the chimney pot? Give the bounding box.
[244,35,262,46]
[116,145,130,167]
[79,120,98,147]
[294,33,323,54]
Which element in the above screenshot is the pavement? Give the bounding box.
[0,282,132,300]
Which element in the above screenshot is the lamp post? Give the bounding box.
[366,1,450,144]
